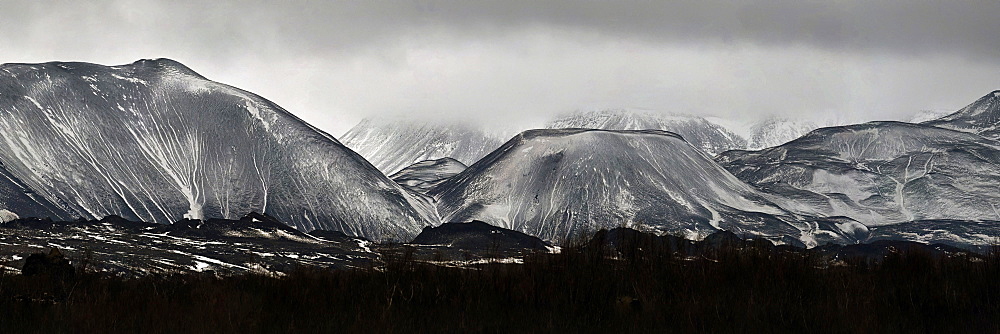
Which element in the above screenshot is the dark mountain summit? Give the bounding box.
[411,220,551,251]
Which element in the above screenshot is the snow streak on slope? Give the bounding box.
[431,129,866,245]
[0,161,70,220]
[546,110,746,155]
[718,121,1000,227]
[340,118,507,174]
[390,158,467,194]
[0,59,434,241]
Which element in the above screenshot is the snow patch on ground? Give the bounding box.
[0,209,18,223]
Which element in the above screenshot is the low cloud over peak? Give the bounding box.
[1,1,997,134]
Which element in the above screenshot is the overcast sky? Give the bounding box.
[1,1,998,135]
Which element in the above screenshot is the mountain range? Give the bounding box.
[342,110,831,173]
[0,59,997,251]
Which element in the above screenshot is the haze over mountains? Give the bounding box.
[339,118,508,174]
[341,110,833,175]
[0,59,997,251]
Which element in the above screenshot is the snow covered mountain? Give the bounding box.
[430,129,866,245]
[0,59,435,241]
[866,220,1000,253]
[717,121,1000,229]
[744,117,824,150]
[546,110,747,155]
[340,118,507,174]
[924,90,1000,140]
[390,158,467,193]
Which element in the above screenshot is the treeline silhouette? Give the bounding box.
[1,229,998,333]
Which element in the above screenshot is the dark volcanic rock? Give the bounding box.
[587,227,984,263]
[411,221,550,251]
[0,213,378,276]
[155,212,317,243]
[1,215,158,233]
[588,228,694,254]
[813,240,977,263]
[309,230,369,243]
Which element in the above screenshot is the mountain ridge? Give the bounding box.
[0,59,435,241]
[430,128,865,245]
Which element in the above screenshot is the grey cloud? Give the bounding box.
[4,1,999,61]
[247,1,1000,61]
[0,1,997,136]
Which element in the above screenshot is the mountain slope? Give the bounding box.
[546,110,746,155]
[0,161,70,221]
[866,220,1000,253]
[390,158,467,193]
[924,91,1000,140]
[908,109,954,123]
[340,118,506,174]
[718,121,1000,227]
[0,59,434,240]
[430,129,865,245]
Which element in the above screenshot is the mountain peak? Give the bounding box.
[922,90,1000,140]
[0,60,435,240]
[129,58,206,79]
[0,58,206,81]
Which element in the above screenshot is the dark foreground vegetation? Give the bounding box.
[2,232,998,334]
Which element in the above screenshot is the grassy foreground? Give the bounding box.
[1,241,998,333]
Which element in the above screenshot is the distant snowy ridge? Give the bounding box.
[908,109,954,123]
[340,118,508,174]
[545,109,747,155]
